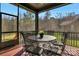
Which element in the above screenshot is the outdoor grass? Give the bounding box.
[53,32,79,48]
[66,39,79,47]
[2,33,17,42]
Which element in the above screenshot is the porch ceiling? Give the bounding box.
[13,3,70,13]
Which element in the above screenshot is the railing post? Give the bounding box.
[61,32,67,52]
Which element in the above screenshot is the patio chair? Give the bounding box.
[20,32,43,56]
[50,35,67,55]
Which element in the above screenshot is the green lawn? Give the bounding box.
[53,32,79,48]
[66,39,79,47]
[2,33,17,42]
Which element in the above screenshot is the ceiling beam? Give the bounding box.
[12,3,36,13]
[20,3,37,12]
[38,3,71,13]
[12,3,71,13]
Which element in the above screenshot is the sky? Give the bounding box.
[39,3,79,18]
[1,3,28,16]
[1,3,79,19]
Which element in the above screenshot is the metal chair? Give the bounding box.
[50,34,67,55]
[20,32,43,56]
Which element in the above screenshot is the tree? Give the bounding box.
[44,11,51,20]
[2,15,9,32]
[41,11,52,31]
[20,11,35,31]
[66,12,75,17]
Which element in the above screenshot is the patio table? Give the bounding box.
[21,33,63,56]
[27,35,61,55]
[28,35,56,42]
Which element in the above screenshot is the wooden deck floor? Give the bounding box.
[0,45,79,56]
[62,45,79,56]
[0,45,25,56]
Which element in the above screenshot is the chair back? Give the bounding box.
[20,32,41,55]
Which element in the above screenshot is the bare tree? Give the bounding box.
[19,11,35,31]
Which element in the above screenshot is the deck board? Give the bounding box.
[0,45,24,56]
[63,45,79,56]
[0,45,79,56]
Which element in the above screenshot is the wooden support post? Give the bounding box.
[35,12,39,35]
[16,5,19,44]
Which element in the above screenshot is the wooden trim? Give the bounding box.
[38,3,70,13]
[2,31,17,33]
[12,3,70,13]
[12,3,36,13]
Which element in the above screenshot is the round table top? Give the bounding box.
[28,35,56,42]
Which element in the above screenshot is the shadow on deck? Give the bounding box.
[62,45,79,56]
[0,45,79,56]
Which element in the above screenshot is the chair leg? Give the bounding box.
[39,48,43,55]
